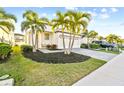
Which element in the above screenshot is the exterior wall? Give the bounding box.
[80,37,88,44]
[14,34,25,45]
[25,30,82,49]
[0,27,15,45]
[25,31,33,46]
[37,32,56,48]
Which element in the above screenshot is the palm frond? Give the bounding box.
[0,21,15,31]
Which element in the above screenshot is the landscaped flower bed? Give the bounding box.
[22,51,90,63]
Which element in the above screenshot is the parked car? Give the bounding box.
[92,40,117,48]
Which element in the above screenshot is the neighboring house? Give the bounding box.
[0,27,15,45]
[25,26,84,49]
[14,33,25,45]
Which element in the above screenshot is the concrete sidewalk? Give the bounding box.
[73,52,124,86]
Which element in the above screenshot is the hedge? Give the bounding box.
[46,44,57,49]
[80,43,88,48]
[90,43,100,49]
[0,43,12,60]
[21,45,33,52]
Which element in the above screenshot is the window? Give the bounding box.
[45,33,49,40]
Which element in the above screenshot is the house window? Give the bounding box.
[45,33,49,40]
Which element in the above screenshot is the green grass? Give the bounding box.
[0,54,106,86]
[96,49,120,54]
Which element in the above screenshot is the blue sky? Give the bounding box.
[3,7,124,38]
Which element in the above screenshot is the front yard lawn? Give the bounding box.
[0,54,106,86]
[96,49,120,54]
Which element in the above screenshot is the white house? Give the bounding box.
[25,26,86,49]
[14,33,25,45]
[0,27,15,45]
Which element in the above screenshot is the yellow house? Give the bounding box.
[25,26,82,49]
[0,27,15,45]
[14,33,25,45]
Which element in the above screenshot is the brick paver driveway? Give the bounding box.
[72,48,117,61]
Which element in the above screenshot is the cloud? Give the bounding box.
[99,13,110,19]
[41,13,47,17]
[65,7,78,11]
[52,13,56,17]
[87,11,97,17]
[101,8,107,13]
[93,8,97,11]
[111,8,118,12]
[120,23,124,26]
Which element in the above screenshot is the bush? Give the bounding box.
[80,43,88,48]
[21,45,33,52]
[0,43,12,60]
[12,45,21,54]
[46,44,57,49]
[51,44,57,49]
[46,44,51,49]
[0,42,10,46]
[90,43,100,49]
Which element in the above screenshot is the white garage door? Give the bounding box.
[57,34,81,49]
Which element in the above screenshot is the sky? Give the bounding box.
[3,7,124,38]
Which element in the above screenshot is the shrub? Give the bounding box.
[46,44,51,49]
[51,44,57,49]
[12,45,21,54]
[90,43,100,49]
[0,42,10,46]
[0,43,12,60]
[46,44,57,49]
[80,43,88,48]
[21,45,33,52]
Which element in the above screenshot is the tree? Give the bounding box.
[106,34,118,43]
[0,8,17,44]
[21,10,48,52]
[106,34,123,51]
[97,36,104,40]
[51,11,67,54]
[65,11,91,54]
[81,29,90,48]
[88,30,98,42]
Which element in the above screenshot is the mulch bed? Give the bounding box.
[22,50,90,64]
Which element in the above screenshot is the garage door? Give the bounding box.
[58,34,81,49]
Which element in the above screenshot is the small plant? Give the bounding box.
[21,45,33,52]
[46,44,51,49]
[80,43,88,48]
[12,45,21,54]
[90,43,100,49]
[51,44,57,49]
[46,44,57,49]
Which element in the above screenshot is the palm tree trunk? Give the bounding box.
[32,29,36,52]
[62,32,67,54]
[35,33,38,50]
[67,32,72,54]
[87,36,90,49]
[70,34,75,50]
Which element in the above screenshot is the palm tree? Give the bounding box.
[51,11,67,54]
[0,8,17,44]
[21,10,48,52]
[82,29,90,48]
[106,34,117,43]
[65,11,91,54]
[97,35,104,40]
[106,34,122,52]
[88,30,98,42]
